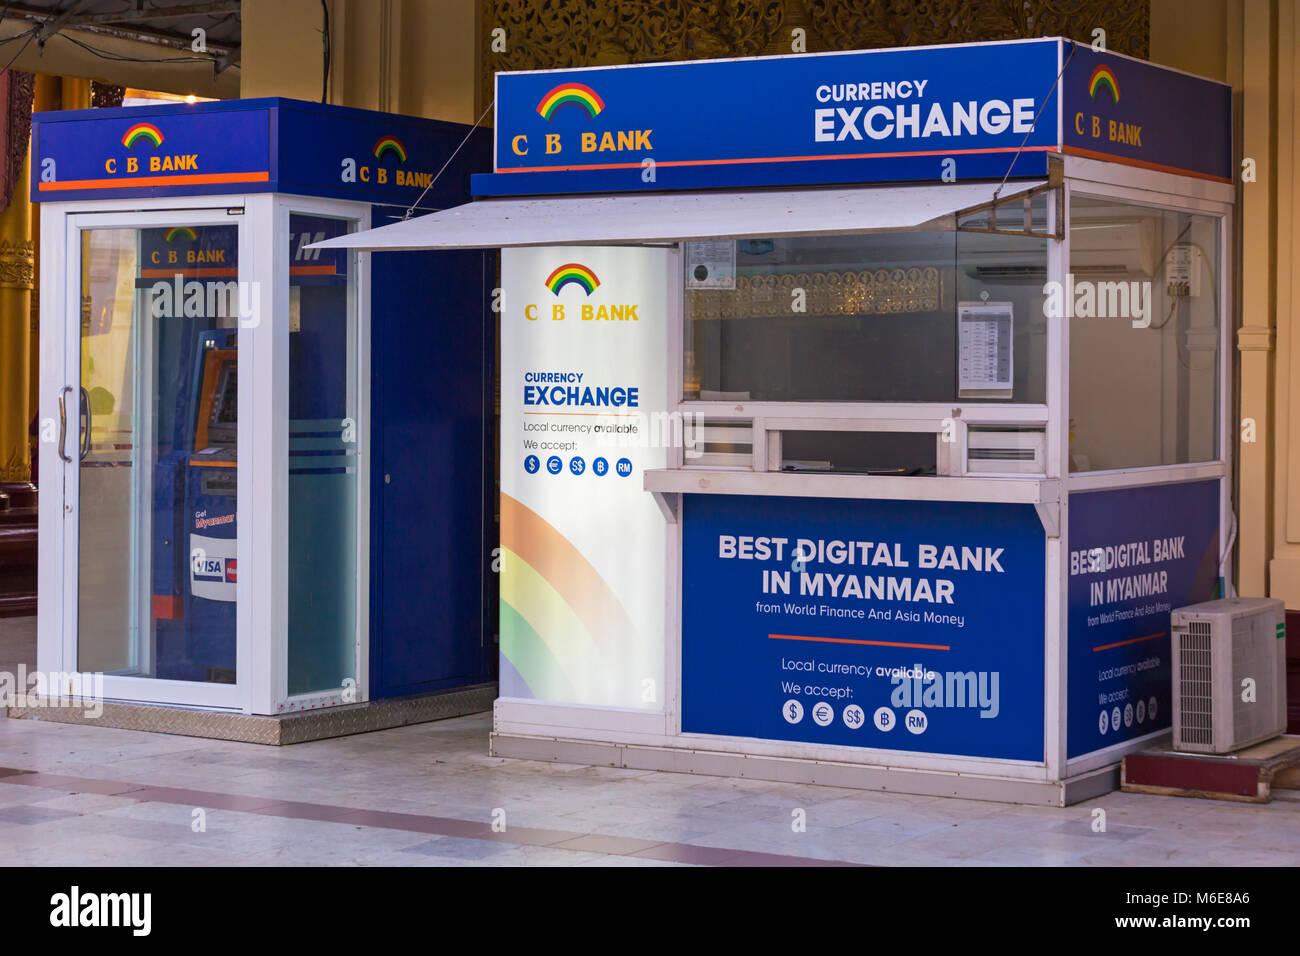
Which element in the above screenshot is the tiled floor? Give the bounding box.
[2,615,1299,866]
[0,712,1298,866]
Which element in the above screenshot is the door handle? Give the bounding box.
[57,385,73,463]
[79,387,91,461]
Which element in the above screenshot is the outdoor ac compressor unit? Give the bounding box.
[1170,597,1287,754]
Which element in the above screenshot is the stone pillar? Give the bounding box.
[0,112,34,505]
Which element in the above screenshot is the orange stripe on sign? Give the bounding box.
[141,266,335,279]
[523,411,642,417]
[1060,146,1232,184]
[38,171,271,191]
[1092,631,1165,652]
[141,268,237,278]
[498,145,1057,174]
[770,633,951,651]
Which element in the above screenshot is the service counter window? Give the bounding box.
[681,192,1050,475]
[1067,196,1221,472]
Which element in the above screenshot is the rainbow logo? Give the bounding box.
[536,83,605,121]
[121,122,164,149]
[1088,65,1120,104]
[373,135,407,163]
[165,226,197,243]
[545,262,600,296]
[499,494,642,705]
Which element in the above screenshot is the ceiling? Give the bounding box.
[0,1,241,82]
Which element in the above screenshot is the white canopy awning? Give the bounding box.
[313,181,1043,251]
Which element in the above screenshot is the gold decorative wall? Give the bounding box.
[688,266,943,319]
[480,0,1149,110]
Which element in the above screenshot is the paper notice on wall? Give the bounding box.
[958,302,1013,393]
[684,241,736,289]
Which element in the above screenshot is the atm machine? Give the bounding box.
[31,99,496,734]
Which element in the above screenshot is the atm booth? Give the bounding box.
[321,38,1233,803]
[30,99,495,735]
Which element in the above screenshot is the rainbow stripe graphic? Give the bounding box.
[372,135,408,163]
[499,494,640,704]
[536,83,605,121]
[544,262,599,296]
[121,122,164,149]
[165,226,198,243]
[1088,65,1120,104]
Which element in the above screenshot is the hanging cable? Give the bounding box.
[992,40,1077,202]
[320,0,331,103]
[0,25,38,74]
[401,98,494,220]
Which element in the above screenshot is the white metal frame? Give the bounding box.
[37,192,373,716]
[493,159,1235,792]
[1059,159,1235,778]
[41,196,259,711]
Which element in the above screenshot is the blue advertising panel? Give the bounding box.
[1062,46,1231,183]
[481,38,1062,195]
[33,104,271,202]
[1066,480,1221,758]
[477,37,1231,196]
[31,98,489,209]
[681,494,1046,761]
[275,102,491,209]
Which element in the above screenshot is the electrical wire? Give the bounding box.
[992,39,1076,201]
[320,0,330,103]
[1218,505,1237,598]
[0,25,38,74]
[55,30,220,64]
[401,98,495,220]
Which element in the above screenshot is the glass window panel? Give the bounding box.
[286,213,359,696]
[780,431,937,475]
[1067,196,1220,471]
[684,199,1048,405]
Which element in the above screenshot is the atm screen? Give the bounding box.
[207,361,237,443]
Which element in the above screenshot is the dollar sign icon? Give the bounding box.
[782,699,804,724]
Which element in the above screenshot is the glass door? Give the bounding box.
[64,213,247,708]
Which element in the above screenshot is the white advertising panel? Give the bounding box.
[499,246,669,709]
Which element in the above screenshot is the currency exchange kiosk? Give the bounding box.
[27,99,496,739]
[322,38,1234,803]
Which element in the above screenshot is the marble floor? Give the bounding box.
[1,615,1298,866]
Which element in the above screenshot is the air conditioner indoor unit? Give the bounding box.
[1067,217,1158,276]
[1170,597,1287,754]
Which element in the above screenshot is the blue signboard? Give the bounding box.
[477,37,1230,196]
[681,494,1046,761]
[1061,46,1232,184]
[275,102,489,209]
[1066,480,1221,758]
[482,38,1060,195]
[34,106,270,202]
[31,98,490,209]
